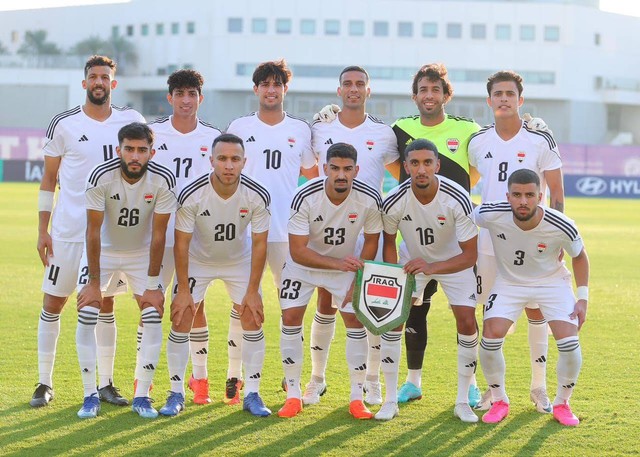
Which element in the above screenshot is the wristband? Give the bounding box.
[146,276,163,291]
[576,286,589,301]
[38,190,55,212]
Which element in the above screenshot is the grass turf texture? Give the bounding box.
[0,182,638,456]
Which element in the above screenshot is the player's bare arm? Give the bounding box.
[382,231,399,264]
[289,233,363,272]
[300,165,319,180]
[37,156,62,266]
[386,160,401,181]
[469,165,481,189]
[545,168,565,213]
[239,230,268,325]
[569,248,590,330]
[170,229,195,325]
[77,209,104,310]
[403,235,478,276]
[140,212,170,317]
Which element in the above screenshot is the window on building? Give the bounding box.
[544,25,560,42]
[111,26,119,37]
[276,18,292,34]
[228,18,242,33]
[373,21,389,37]
[447,23,462,38]
[349,20,364,36]
[471,23,486,39]
[422,22,437,38]
[520,25,535,41]
[398,21,413,37]
[300,19,316,35]
[187,22,195,34]
[252,18,267,34]
[171,22,180,34]
[156,23,164,35]
[126,25,134,36]
[325,19,340,35]
[141,24,149,36]
[495,24,510,40]
[594,32,601,46]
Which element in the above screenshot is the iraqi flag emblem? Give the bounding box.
[437,214,446,226]
[348,212,358,224]
[144,193,153,203]
[366,140,374,151]
[363,275,402,322]
[447,138,459,153]
[517,151,526,162]
[288,137,296,148]
[537,242,547,253]
[239,207,249,218]
[200,145,208,157]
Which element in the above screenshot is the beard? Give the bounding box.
[120,158,148,180]
[513,206,537,222]
[87,87,110,105]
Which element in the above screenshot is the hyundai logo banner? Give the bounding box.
[566,175,640,199]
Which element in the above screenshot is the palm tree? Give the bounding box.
[17,30,61,56]
[69,35,110,56]
[106,35,138,75]
[0,41,8,55]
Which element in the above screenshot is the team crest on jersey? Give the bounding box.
[348,212,358,224]
[447,138,459,153]
[366,140,374,151]
[537,242,547,253]
[517,151,526,162]
[288,137,296,148]
[239,207,249,218]
[200,145,208,157]
[363,275,403,322]
[144,193,153,203]
[437,214,446,226]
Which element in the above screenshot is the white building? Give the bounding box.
[1,0,639,145]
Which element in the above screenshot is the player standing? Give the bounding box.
[32,55,144,408]
[149,69,221,405]
[305,66,399,406]
[380,139,479,422]
[277,143,383,420]
[473,169,588,426]
[75,122,176,419]
[225,59,316,404]
[159,133,272,417]
[468,70,564,412]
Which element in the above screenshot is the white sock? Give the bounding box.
[134,325,143,381]
[76,307,99,397]
[346,328,368,401]
[227,309,243,379]
[190,326,209,380]
[135,308,162,398]
[96,312,116,389]
[406,369,422,387]
[528,317,549,391]
[554,336,582,405]
[310,312,336,382]
[457,332,479,404]
[167,330,189,396]
[479,337,508,404]
[242,329,266,394]
[38,309,60,387]
[281,324,303,399]
[366,330,381,383]
[380,331,402,403]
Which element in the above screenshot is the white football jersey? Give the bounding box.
[472,202,583,285]
[226,112,315,242]
[85,159,177,255]
[312,114,398,191]
[468,122,562,254]
[288,177,383,272]
[44,105,145,242]
[175,172,271,265]
[383,176,477,262]
[149,116,221,246]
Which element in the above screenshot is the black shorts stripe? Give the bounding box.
[240,174,271,208]
[46,106,82,139]
[440,180,473,215]
[291,179,324,211]
[178,173,210,205]
[88,158,121,187]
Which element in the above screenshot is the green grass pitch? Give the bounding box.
[0,182,638,456]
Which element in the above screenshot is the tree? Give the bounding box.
[0,41,8,55]
[69,35,110,56]
[106,35,138,74]
[17,30,61,56]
